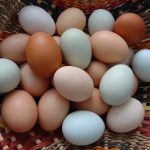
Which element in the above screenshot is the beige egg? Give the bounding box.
[38,89,70,131]
[73,88,109,115]
[0,33,29,63]
[1,90,38,133]
[86,60,109,87]
[91,31,129,64]
[20,63,50,96]
[53,36,60,46]
[54,66,94,102]
[56,7,86,35]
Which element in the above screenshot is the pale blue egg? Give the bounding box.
[62,110,105,146]
[132,49,150,82]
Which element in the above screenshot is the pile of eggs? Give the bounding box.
[0,5,149,146]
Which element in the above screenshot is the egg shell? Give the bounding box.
[1,90,38,133]
[20,63,50,96]
[72,88,109,115]
[86,60,109,87]
[18,6,56,35]
[114,13,146,46]
[132,76,138,96]
[88,9,115,35]
[100,64,134,105]
[91,31,129,64]
[54,66,94,102]
[0,33,29,63]
[62,110,105,146]
[38,89,70,131]
[132,49,150,82]
[106,98,145,133]
[60,28,92,69]
[0,58,20,93]
[56,7,86,35]
[53,36,60,46]
[26,32,62,78]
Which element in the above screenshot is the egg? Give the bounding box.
[114,13,146,46]
[53,36,60,46]
[18,6,56,35]
[0,58,20,93]
[132,76,138,96]
[62,110,105,146]
[91,31,129,64]
[1,90,38,133]
[60,28,92,69]
[56,7,86,35]
[132,49,150,82]
[54,66,94,102]
[20,63,50,96]
[86,60,109,87]
[106,98,145,133]
[0,33,29,63]
[100,64,134,105]
[88,9,115,35]
[26,32,62,78]
[73,88,109,115]
[38,89,70,131]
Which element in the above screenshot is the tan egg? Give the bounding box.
[56,7,86,35]
[132,76,138,96]
[38,89,70,131]
[53,36,60,46]
[0,33,29,63]
[91,31,129,64]
[73,88,109,115]
[86,60,109,87]
[20,63,50,96]
[1,90,38,133]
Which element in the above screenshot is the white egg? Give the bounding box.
[100,64,134,105]
[18,6,56,35]
[62,110,105,146]
[0,58,20,93]
[60,28,92,69]
[88,9,115,35]
[132,49,150,82]
[107,98,145,133]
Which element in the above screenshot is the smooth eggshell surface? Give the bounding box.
[100,64,134,105]
[86,60,109,87]
[114,13,146,46]
[0,33,29,63]
[26,32,62,78]
[1,90,38,133]
[54,66,94,102]
[73,88,109,115]
[132,49,150,82]
[56,7,86,35]
[18,6,56,35]
[106,98,145,133]
[62,110,105,146]
[38,89,70,131]
[91,31,129,64]
[60,28,92,69]
[20,63,50,96]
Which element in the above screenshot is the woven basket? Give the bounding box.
[0,0,150,149]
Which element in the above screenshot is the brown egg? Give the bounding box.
[73,88,109,115]
[114,13,146,46]
[91,31,129,64]
[1,90,38,133]
[53,36,60,46]
[132,76,138,96]
[0,33,29,63]
[20,63,50,96]
[86,60,109,87]
[38,89,70,131]
[56,7,86,35]
[26,32,62,78]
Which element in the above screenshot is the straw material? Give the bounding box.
[0,0,150,149]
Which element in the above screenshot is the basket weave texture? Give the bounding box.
[0,0,150,149]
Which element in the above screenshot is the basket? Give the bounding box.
[0,0,150,149]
